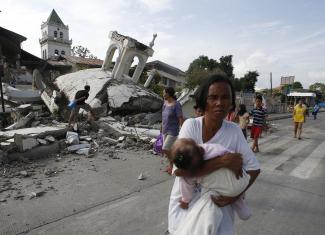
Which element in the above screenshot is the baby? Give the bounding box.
[171,138,251,220]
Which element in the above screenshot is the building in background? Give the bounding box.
[145,60,185,89]
[0,27,48,84]
[39,9,72,60]
[281,75,295,86]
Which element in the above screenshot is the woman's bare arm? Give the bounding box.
[178,116,184,127]
[174,153,243,178]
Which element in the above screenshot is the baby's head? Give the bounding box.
[171,138,205,172]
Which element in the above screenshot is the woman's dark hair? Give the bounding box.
[195,73,236,111]
[238,104,247,116]
[255,95,263,101]
[172,142,204,171]
[164,87,177,100]
[84,85,90,91]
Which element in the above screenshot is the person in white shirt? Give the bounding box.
[167,73,260,235]
[170,138,252,235]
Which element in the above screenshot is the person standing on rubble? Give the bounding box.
[161,87,184,174]
[68,85,96,127]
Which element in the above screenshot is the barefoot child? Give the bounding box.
[171,138,251,235]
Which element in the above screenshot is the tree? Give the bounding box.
[219,55,234,79]
[240,71,259,92]
[232,78,242,92]
[291,81,303,90]
[71,45,97,59]
[185,55,236,89]
[309,82,325,101]
[309,82,325,93]
[187,56,219,73]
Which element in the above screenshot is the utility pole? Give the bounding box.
[270,72,272,96]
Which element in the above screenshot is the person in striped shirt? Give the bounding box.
[250,95,267,152]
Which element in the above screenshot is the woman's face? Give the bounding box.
[205,82,233,122]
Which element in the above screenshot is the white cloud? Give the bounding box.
[139,0,173,13]
[234,51,278,77]
[308,70,325,82]
[1,1,324,89]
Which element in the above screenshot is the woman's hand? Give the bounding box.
[211,195,239,207]
[221,153,243,179]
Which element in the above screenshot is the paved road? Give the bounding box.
[1,113,325,235]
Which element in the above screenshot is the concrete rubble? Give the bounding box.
[0,31,164,204]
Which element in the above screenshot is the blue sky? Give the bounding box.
[1,0,325,89]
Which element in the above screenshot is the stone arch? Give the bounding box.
[123,52,146,82]
[102,43,121,71]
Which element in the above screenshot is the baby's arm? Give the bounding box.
[179,177,197,209]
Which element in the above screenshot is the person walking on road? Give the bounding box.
[293,99,306,139]
[161,87,184,174]
[250,95,267,152]
[167,73,260,235]
[238,104,250,139]
[68,85,96,127]
[312,103,320,120]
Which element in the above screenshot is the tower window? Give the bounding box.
[54,49,59,55]
[60,32,63,38]
[61,50,65,55]
[54,31,58,38]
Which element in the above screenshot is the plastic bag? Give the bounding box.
[153,133,163,154]
[68,100,77,109]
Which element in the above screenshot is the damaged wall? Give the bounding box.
[40,31,163,117]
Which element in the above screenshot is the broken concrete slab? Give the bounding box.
[15,104,33,115]
[80,136,92,142]
[5,112,35,130]
[37,138,48,145]
[102,137,118,145]
[0,126,67,140]
[41,91,59,114]
[67,143,91,152]
[0,141,12,149]
[7,140,66,161]
[76,148,90,156]
[45,136,56,143]
[14,135,39,152]
[31,121,41,127]
[107,80,162,114]
[2,83,42,103]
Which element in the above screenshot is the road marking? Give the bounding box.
[262,141,311,171]
[290,141,325,179]
[260,137,292,153]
